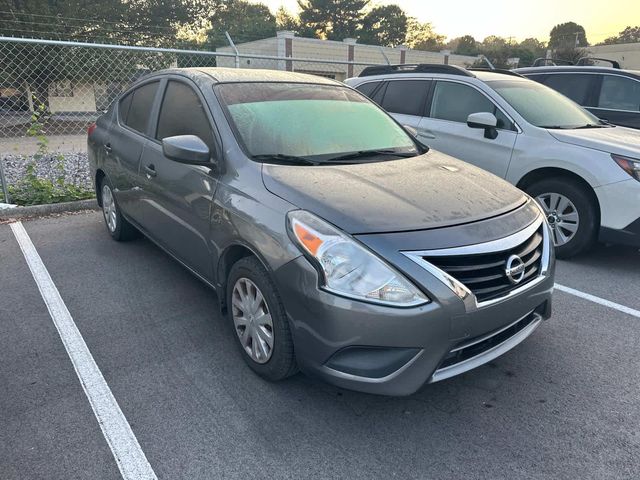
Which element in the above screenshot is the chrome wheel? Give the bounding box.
[535,192,580,247]
[231,278,274,364]
[102,184,117,233]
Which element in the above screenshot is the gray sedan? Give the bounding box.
[88,68,555,396]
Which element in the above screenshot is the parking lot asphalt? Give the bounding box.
[1,211,639,480]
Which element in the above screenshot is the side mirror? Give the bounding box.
[162,135,211,165]
[467,112,499,140]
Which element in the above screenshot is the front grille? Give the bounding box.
[423,226,544,303]
[438,309,540,370]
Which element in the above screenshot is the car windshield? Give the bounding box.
[216,82,419,164]
[489,79,603,129]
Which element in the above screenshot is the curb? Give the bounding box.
[0,198,99,221]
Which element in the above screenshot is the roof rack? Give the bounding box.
[576,57,621,69]
[359,64,475,78]
[531,57,574,67]
[467,67,525,78]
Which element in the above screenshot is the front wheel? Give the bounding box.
[226,256,297,381]
[526,178,598,259]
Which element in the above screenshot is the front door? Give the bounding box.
[136,79,220,280]
[418,80,518,178]
[589,74,640,129]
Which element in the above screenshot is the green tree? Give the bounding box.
[297,0,369,40]
[476,35,510,68]
[516,37,546,66]
[549,21,588,49]
[404,18,446,51]
[206,0,276,48]
[276,6,300,31]
[600,26,640,45]
[358,4,407,47]
[450,35,478,55]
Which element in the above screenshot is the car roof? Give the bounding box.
[347,69,529,85]
[147,67,342,86]
[515,66,640,79]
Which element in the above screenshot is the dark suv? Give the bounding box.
[516,65,640,129]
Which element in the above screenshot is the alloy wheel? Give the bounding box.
[102,184,117,233]
[535,192,580,247]
[231,277,274,364]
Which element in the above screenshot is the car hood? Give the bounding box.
[262,150,527,234]
[548,126,640,158]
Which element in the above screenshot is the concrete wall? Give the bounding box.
[48,83,97,113]
[587,43,640,70]
[216,33,479,81]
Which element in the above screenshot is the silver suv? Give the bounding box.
[347,65,640,258]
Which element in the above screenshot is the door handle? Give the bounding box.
[104,143,112,154]
[144,164,157,178]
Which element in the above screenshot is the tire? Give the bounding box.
[99,176,139,241]
[226,256,297,381]
[527,177,598,259]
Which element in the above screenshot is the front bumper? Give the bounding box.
[596,179,640,247]
[274,253,554,396]
[599,217,640,247]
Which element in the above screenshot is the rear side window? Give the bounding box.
[598,75,640,111]
[542,74,595,105]
[355,81,381,99]
[380,80,430,116]
[430,81,514,130]
[156,81,215,149]
[120,81,159,134]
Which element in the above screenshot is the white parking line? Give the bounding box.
[555,283,640,319]
[10,222,157,480]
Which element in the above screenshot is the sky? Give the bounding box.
[260,0,639,44]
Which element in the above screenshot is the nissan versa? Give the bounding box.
[88,68,555,396]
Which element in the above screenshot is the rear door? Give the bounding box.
[355,79,433,142]
[108,79,161,217]
[538,73,598,107]
[136,77,220,280]
[377,79,432,135]
[591,74,640,129]
[418,80,518,178]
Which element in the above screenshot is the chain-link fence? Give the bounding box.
[0,36,390,142]
[0,35,397,202]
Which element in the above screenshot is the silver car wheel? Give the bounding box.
[231,277,274,364]
[535,192,580,247]
[102,184,117,233]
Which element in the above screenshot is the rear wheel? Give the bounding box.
[527,178,598,258]
[100,177,138,241]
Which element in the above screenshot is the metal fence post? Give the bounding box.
[225,32,240,68]
[0,158,10,204]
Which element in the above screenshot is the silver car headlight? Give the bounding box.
[612,154,640,182]
[287,210,430,307]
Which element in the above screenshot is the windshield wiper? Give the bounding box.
[325,149,419,163]
[574,123,608,129]
[540,124,607,130]
[251,154,321,166]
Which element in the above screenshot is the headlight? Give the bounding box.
[287,210,429,307]
[612,154,640,181]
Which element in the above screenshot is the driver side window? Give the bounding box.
[155,80,215,150]
[430,81,515,130]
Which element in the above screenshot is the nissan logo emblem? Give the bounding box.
[505,254,526,284]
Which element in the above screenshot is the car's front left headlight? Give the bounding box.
[612,154,640,182]
[287,210,430,307]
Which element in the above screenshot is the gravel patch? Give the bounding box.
[0,152,91,190]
